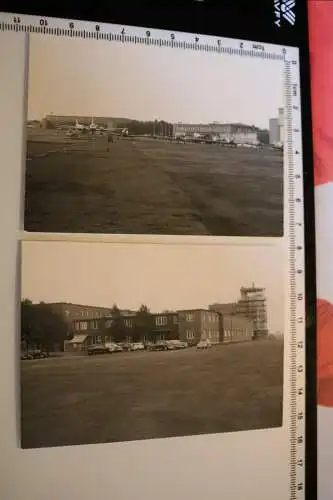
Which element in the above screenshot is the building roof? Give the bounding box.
[48,302,112,310]
[177,308,219,313]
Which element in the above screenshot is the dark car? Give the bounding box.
[87,345,110,356]
[148,341,168,351]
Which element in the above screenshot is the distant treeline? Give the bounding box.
[117,120,173,136]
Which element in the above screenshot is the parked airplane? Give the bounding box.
[89,118,98,132]
[74,119,87,131]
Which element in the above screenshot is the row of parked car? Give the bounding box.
[21,349,49,360]
[87,339,213,356]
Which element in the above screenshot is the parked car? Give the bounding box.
[21,352,33,360]
[148,341,168,351]
[105,343,123,353]
[118,342,132,351]
[131,342,145,351]
[196,340,212,350]
[166,340,188,350]
[21,349,49,360]
[87,345,110,356]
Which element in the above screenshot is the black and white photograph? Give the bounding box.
[25,34,285,237]
[21,240,285,449]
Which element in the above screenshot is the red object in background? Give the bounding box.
[308,1,333,406]
[317,299,333,406]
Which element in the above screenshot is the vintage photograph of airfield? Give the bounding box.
[21,240,284,448]
[25,34,285,237]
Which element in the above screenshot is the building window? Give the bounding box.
[186,330,194,340]
[97,336,102,343]
[186,313,194,322]
[79,321,88,330]
[155,316,167,326]
[124,319,133,328]
[91,320,98,330]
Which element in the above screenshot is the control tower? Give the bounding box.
[237,284,268,339]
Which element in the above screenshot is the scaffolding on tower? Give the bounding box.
[236,283,268,339]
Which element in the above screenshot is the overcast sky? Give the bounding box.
[27,34,284,129]
[21,241,285,333]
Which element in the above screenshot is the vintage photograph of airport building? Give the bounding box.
[20,240,284,449]
[24,35,285,237]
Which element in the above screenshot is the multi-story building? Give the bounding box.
[209,284,269,340]
[269,118,279,145]
[234,286,268,339]
[209,302,237,316]
[269,109,284,145]
[221,314,254,343]
[278,107,284,145]
[48,302,112,323]
[172,122,259,144]
[177,309,221,346]
[148,312,179,343]
[65,311,180,353]
[64,295,264,353]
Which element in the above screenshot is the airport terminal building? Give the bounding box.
[172,122,259,144]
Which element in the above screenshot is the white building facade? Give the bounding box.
[172,123,259,145]
[278,107,284,145]
[269,118,279,144]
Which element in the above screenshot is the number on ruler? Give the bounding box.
[121,28,125,35]
[297,458,304,466]
[146,30,151,37]
[297,365,304,373]
[298,387,304,395]
[195,37,199,43]
[69,22,74,29]
[40,18,48,26]
[297,483,304,491]
[297,411,304,420]
[297,293,303,301]
[217,40,221,46]
[13,16,21,23]
[171,33,175,40]
[95,25,100,32]
[297,435,303,444]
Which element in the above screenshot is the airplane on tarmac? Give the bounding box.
[88,118,98,132]
[74,119,87,131]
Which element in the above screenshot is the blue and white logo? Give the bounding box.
[274,0,296,27]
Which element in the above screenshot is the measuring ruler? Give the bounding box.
[0,12,306,499]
